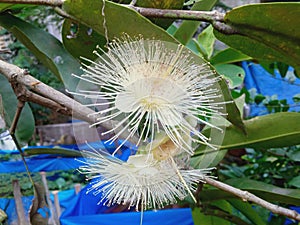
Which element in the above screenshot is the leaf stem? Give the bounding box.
[9,100,35,187]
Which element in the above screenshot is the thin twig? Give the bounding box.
[204,177,300,221]
[9,100,35,186]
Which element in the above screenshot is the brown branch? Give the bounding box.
[0,59,96,124]
[0,59,139,143]
[0,0,63,6]
[204,177,300,221]
[130,6,225,22]
[11,76,72,116]
[128,6,238,35]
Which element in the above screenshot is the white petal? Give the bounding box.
[115,92,137,112]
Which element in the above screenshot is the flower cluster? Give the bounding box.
[75,36,225,211]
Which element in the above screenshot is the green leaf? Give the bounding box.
[293,94,300,103]
[62,0,176,42]
[0,75,35,143]
[254,94,266,105]
[197,25,215,59]
[219,78,245,132]
[227,199,266,225]
[210,48,252,65]
[62,19,107,61]
[214,3,300,73]
[277,62,289,78]
[173,0,217,45]
[288,176,300,188]
[0,3,33,13]
[24,147,82,157]
[62,0,245,131]
[214,64,245,89]
[286,148,300,162]
[0,13,81,91]
[192,207,231,225]
[195,112,300,154]
[55,177,66,189]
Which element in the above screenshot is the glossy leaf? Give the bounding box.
[62,0,176,42]
[288,176,300,188]
[24,147,82,157]
[197,25,215,59]
[214,3,300,73]
[0,75,35,143]
[0,13,81,91]
[62,19,107,61]
[227,199,266,225]
[192,206,231,225]
[214,64,245,89]
[173,0,217,45]
[210,48,252,65]
[195,112,300,155]
[62,0,245,131]
[0,3,32,13]
[286,148,300,162]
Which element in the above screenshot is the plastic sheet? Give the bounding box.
[242,62,300,117]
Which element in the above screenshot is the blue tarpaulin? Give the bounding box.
[242,62,300,116]
[0,143,194,224]
[60,208,194,225]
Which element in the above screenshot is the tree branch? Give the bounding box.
[0,0,237,34]
[0,59,139,143]
[0,0,63,6]
[0,60,96,124]
[204,177,300,221]
[130,6,225,22]
[128,6,238,35]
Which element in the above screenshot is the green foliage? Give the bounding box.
[221,146,300,189]
[0,76,35,143]
[194,112,300,153]
[214,3,300,74]
[0,12,81,91]
[173,0,217,44]
[0,168,86,198]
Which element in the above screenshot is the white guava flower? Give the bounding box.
[74,36,225,155]
[78,146,214,210]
